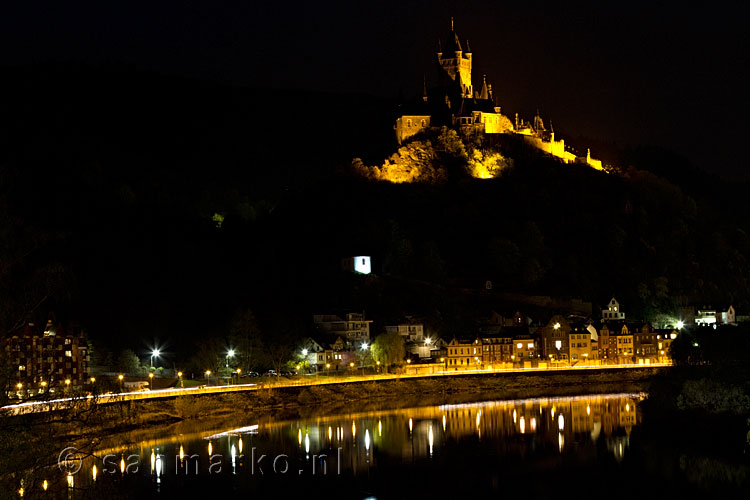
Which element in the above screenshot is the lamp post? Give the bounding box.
[118,374,124,392]
[177,371,183,388]
[226,349,235,385]
[65,379,71,394]
[150,349,160,369]
[148,372,154,390]
[205,370,211,386]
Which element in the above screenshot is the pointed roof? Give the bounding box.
[444,18,463,53]
[479,75,489,100]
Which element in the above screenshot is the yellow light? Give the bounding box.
[41,381,47,387]
[328,426,333,440]
[238,437,243,454]
[150,450,155,471]
[179,445,184,461]
[208,442,212,456]
[148,373,154,379]
[177,371,182,377]
[18,487,23,497]
[16,383,22,390]
[42,480,48,491]
[558,414,564,430]
[92,464,97,481]
[626,403,630,412]
[120,457,125,473]
[66,473,74,488]
[443,414,446,431]
[205,370,211,376]
[349,362,354,367]
[553,322,561,330]
[376,361,381,365]
[513,409,517,423]
[352,421,357,438]
[236,368,241,374]
[586,405,591,416]
[407,359,411,364]
[408,418,412,433]
[65,379,70,386]
[378,420,382,436]
[298,429,302,445]
[118,374,124,381]
[90,377,96,383]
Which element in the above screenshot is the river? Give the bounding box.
[22,392,750,499]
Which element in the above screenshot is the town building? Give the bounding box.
[3,313,90,395]
[312,312,373,348]
[602,297,625,321]
[539,315,571,362]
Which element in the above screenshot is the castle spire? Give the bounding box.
[451,16,454,31]
[479,75,489,99]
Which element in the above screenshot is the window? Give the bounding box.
[407,119,412,127]
[65,351,72,357]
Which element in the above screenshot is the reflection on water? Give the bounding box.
[32,393,645,497]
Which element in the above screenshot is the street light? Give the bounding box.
[151,349,160,369]
[148,372,154,390]
[676,321,684,330]
[65,379,71,393]
[118,374,124,391]
[205,370,211,385]
[301,348,308,356]
[177,371,183,388]
[90,377,96,384]
[360,342,368,351]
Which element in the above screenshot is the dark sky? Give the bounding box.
[2,1,747,177]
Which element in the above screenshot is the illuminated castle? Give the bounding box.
[394,19,603,171]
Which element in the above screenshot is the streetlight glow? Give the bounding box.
[676,320,684,329]
[361,342,368,351]
[227,349,235,358]
[301,348,308,356]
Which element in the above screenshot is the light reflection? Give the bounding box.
[42,480,48,491]
[208,441,213,456]
[120,456,125,474]
[365,429,370,451]
[66,473,74,488]
[408,418,413,434]
[378,420,382,437]
[442,414,446,431]
[305,433,310,454]
[558,432,564,452]
[179,444,185,461]
[513,409,517,423]
[239,437,243,454]
[298,428,302,446]
[352,421,356,439]
[92,464,97,482]
[530,417,537,432]
[150,449,155,474]
[231,444,237,473]
[558,413,564,430]
[329,426,333,440]
[519,416,525,434]
[428,425,434,456]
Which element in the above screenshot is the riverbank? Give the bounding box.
[69,367,660,438]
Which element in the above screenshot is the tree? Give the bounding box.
[370,332,405,372]
[116,349,143,375]
[228,307,263,371]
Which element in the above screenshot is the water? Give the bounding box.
[27,393,750,498]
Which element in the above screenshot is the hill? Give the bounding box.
[1,66,748,359]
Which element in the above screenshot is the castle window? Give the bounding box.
[420,119,426,127]
[407,119,412,127]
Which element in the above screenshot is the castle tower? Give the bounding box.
[436,18,472,98]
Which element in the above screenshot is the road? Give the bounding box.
[1,362,670,416]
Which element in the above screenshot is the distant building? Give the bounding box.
[602,297,625,321]
[3,313,90,395]
[695,305,736,326]
[341,256,372,275]
[313,312,373,348]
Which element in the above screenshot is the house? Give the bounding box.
[313,312,373,348]
[602,297,625,321]
[695,305,736,326]
[3,313,90,395]
[540,315,571,361]
[634,323,658,363]
[446,336,482,371]
[568,323,598,363]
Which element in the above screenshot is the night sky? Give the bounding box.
[2,1,747,178]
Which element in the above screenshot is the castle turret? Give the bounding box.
[437,18,472,98]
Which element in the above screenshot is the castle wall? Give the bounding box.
[395,115,431,145]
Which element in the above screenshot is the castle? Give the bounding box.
[395,19,603,171]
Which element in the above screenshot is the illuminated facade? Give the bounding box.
[3,313,90,393]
